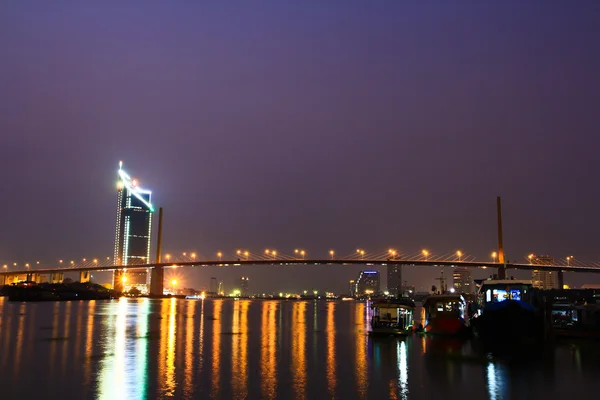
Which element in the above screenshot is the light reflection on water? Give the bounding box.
[261,301,278,399]
[355,302,368,398]
[210,299,223,399]
[326,301,336,399]
[0,298,599,400]
[291,301,307,400]
[231,300,249,400]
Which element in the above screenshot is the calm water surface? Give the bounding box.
[0,297,599,399]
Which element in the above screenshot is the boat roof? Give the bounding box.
[423,294,465,304]
[371,298,415,308]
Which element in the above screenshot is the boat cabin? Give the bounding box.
[478,280,533,307]
[370,299,415,334]
[423,295,466,322]
[422,294,468,334]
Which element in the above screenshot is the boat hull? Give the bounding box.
[369,327,412,336]
[425,317,468,335]
[471,300,543,345]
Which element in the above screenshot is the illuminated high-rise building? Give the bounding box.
[453,268,472,293]
[355,270,380,295]
[387,264,403,296]
[240,277,249,296]
[531,255,557,290]
[113,162,154,290]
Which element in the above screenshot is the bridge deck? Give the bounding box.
[2,259,599,275]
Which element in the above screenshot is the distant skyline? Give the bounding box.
[2,1,600,291]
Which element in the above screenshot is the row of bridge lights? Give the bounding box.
[158,248,486,262]
[527,254,575,266]
[1,252,579,271]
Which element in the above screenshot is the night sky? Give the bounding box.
[2,1,600,293]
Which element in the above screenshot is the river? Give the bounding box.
[0,297,598,399]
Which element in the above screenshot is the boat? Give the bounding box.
[470,279,544,345]
[369,298,415,336]
[422,293,469,335]
[552,303,600,339]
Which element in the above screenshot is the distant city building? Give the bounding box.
[210,277,218,294]
[355,270,380,295]
[453,268,473,293]
[218,280,224,295]
[387,264,403,296]
[531,255,557,290]
[349,280,356,296]
[240,277,249,296]
[113,162,153,290]
[532,270,557,289]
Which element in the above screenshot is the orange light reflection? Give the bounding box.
[211,300,223,398]
[355,303,368,397]
[291,301,307,399]
[261,301,278,399]
[231,300,249,399]
[183,300,196,398]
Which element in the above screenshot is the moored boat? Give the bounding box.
[552,303,600,339]
[470,279,544,346]
[422,294,469,335]
[369,298,415,336]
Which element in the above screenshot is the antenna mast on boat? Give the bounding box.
[435,269,447,293]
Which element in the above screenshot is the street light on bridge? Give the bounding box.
[329,250,335,260]
[566,256,573,266]
[295,249,306,260]
[191,252,197,261]
[491,252,497,263]
[388,249,397,260]
[244,251,249,261]
[357,249,365,260]
[265,249,277,260]
[528,254,534,264]
[165,254,171,262]
[456,251,462,262]
[217,252,222,261]
[422,250,429,261]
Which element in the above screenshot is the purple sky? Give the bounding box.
[1,1,600,292]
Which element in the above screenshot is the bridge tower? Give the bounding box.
[496,196,506,279]
[150,207,164,296]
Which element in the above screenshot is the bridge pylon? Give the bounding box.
[150,207,164,296]
[497,196,507,279]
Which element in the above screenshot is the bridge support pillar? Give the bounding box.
[26,273,40,283]
[113,270,124,292]
[149,207,164,297]
[50,273,64,284]
[150,267,164,296]
[79,271,91,283]
[557,270,564,289]
[0,275,5,286]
